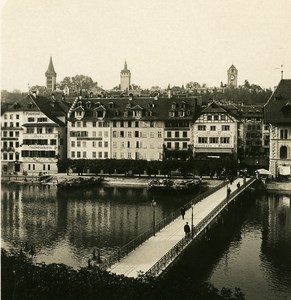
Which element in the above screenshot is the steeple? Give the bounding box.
[45,56,57,91]
[124,60,127,70]
[45,56,57,76]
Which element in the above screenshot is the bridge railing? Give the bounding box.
[101,180,228,270]
[145,176,257,276]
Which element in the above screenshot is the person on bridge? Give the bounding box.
[237,182,241,189]
[180,206,186,220]
[227,187,231,198]
[184,222,191,238]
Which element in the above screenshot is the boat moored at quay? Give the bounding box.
[147,178,202,192]
[56,176,104,189]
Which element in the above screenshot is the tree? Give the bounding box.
[186,81,201,90]
[57,75,97,93]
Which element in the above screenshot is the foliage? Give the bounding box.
[57,75,98,93]
[1,249,245,300]
[57,157,238,178]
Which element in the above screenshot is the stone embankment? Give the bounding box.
[1,173,221,188]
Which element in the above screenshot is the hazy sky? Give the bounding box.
[1,0,291,92]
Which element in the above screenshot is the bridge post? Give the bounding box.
[151,199,156,236]
[191,203,194,238]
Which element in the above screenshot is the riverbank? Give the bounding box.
[1,173,222,188]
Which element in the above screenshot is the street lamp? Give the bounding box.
[151,199,157,236]
[191,203,194,238]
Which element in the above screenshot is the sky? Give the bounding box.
[1,0,291,92]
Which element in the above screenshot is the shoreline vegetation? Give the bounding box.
[1,248,245,300]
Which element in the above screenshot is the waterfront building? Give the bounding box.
[67,97,111,161]
[264,79,291,177]
[45,56,57,92]
[1,92,68,175]
[227,65,238,88]
[120,61,131,92]
[192,101,239,160]
[66,94,201,162]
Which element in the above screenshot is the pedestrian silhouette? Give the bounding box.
[184,222,191,238]
[180,206,186,220]
[237,182,241,189]
[227,187,231,198]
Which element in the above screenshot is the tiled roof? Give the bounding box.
[264,79,291,123]
[5,94,68,126]
[67,96,201,121]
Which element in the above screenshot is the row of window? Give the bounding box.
[198,137,230,144]
[112,152,156,160]
[2,131,20,138]
[71,121,109,128]
[2,153,19,160]
[2,141,19,148]
[3,114,20,120]
[71,141,109,148]
[202,114,227,121]
[23,139,57,145]
[112,141,160,149]
[2,122,20,128]
[21,151,56,158]
[71,151,109,159]
[112,131,163,138]
[25,128,54,134]
[166,142,188,149]
[27,117,48,122]
[198,125,230,131]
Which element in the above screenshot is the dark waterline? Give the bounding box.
[1,184,291,299]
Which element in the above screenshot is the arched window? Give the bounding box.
[280,146,287,159]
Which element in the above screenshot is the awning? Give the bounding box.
[278,165,291,176]
[194,148,233,153]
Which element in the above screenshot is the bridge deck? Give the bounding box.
[109,177,251,278]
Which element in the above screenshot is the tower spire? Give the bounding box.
[124,60,127,70]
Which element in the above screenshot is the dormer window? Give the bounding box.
[180,101,186,109]
[186,110,191,116]
[108,102,114,109]
[27,103,34,109]
[75,111,83,117]
[86,101,91,108]
[149,102,155,108]
[179,111,185,117]
[169,111,175,117]
[133,110,142,118]
[171,102,176,109]
[126,102,131,109]
[124,111,128,117]
[115,110,119,116]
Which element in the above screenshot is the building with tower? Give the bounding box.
[120,61,131,92]
[45,56,57,92]
[227,65,238,87]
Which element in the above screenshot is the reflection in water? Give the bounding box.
[2,184,291,299]
[207,192,291,300]
[1,183,193,268]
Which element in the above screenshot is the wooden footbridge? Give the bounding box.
[101,177,256,278]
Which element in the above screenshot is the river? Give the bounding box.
[1,183,291,299]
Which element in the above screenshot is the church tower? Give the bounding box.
[45,56,57,91]
[227,65,238,88]
[120,60,131,92]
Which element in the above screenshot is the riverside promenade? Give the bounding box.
[109,177,254,278]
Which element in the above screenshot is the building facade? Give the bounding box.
[1,93,68,175]
[265,79,291,177]
[192,101,239,159]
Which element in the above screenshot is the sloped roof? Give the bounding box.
[45,56,57,76]
[67,96,201,121]
[5,94,68,126]
[264,79,291,123]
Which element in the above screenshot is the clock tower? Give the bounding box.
[227,65,238,87]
